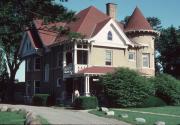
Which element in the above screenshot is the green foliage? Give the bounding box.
[156,26,180,76]
[0,0,76,102]
[73,96,98,109]
[153,74,180,105]
[102,68,153,108]
[146,17,162,30]
[141,96,167,107]
[32,94,49,106]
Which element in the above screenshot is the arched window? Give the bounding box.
[107,31,112,40]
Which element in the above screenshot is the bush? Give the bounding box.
[32,94,49,106]
[140,96,167,107]
[102,68,154,108]
[73,96,98,109]
[153,74,180,105]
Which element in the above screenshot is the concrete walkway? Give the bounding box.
[0,104,130,125]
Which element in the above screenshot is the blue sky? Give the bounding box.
[59,0,180,28]
[16,0,180,81]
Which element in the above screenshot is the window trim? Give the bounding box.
[142,53,150,68]
[128,52,136,61]
[34,57,41,71]
[107,31,113,40]
[105,50,113,66]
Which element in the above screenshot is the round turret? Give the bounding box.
[125,7,159,76]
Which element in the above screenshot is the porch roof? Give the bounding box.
[77,66,115,75]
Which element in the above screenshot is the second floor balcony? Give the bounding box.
[63,42,90,75]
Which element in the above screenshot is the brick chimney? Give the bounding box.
[106,3,117,20]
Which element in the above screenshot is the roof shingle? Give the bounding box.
[125,7,152,31]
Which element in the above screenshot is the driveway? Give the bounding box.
[0,104,130,125]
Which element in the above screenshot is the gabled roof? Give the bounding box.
[33,20,66,46]
[91,18,111,37]
[67,6,110,38]
[125,7,152,31]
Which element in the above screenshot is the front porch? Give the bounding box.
[64,75,101,102]
[63,66,115,102]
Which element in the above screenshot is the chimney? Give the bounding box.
[106,3,117,20]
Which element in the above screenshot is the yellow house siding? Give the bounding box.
[90,46,137,69]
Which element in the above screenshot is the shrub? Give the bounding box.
[140,96,167,107]
[32,94,49,106]
[153,74,180,105]
[102,68,154,108]
[73,96,98,109]
[46,95,56,106]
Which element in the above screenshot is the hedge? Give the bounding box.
[102,68,154,108]
[153,74,180,105]
[32,94,49,106]
[73,96,98,109]
[140,96,167,107]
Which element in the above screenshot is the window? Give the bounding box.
[34,81,40,94]
[105,50,112,66]
[142,53,150,68]
[77,44,88,49]
[57,52,62,67]
[107,31,112,40]
[44,64,49,82]
[34,57,41,70]
[128,52,136,61]
[77,50,88,64]
[57,78,62,87]
[26,59,30,72]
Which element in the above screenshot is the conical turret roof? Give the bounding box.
[125,7,152,31]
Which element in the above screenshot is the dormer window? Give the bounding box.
[107,31,112,40]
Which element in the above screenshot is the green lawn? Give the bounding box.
[0,112,25,125]
[89,106,180,125]
[0,111,50,125]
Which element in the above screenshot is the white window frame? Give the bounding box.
[57,78,62,87]
[105,50,113,66]
[142,53,150,68]
[34,57,41,71]
[44,64,49,82]
[128,52,136,61]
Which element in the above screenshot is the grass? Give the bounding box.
[0,111,50,125]
[89,106,180,125]
[0,111,25,125]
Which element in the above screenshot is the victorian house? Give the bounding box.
[19,3,159,103]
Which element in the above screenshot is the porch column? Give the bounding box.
[87,44,90,67]
[63,51,66,67]
[73,42,77,73]
[84,75,90,96]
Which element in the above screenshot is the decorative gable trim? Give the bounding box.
[89,19,134,49]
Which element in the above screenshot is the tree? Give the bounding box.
[156,26,180,77]
[146,17,162,31]
[0,0,76,102]
[121,16,130,25]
